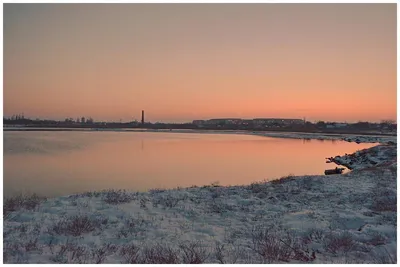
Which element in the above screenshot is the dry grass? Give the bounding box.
[151,192,187,209]
[370,188,397,212]
[142,243,179,264]
[118,241,209,264]
[371,247,397,264]
[119,244,142,264]
[250,226,313,263]
[4,193,46,217]
[49,215,104,236]
[270,174,296,185]
[91,243,118,264]
[116,216,149,238]
[179,241,210,264]
[101,189,134,204]
[323,232,355,254]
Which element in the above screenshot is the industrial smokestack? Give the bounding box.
[141,110,144,125]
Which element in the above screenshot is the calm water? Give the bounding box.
[4,131,375,198]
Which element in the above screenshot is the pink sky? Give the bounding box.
[4,4,397,123]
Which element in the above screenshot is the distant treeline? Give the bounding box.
[3,117,396,135]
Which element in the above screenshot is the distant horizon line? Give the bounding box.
[3,114,396,124]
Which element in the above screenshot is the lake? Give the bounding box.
[3,131,375,198]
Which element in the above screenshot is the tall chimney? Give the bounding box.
[141,110,144,125]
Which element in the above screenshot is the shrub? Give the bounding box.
[3,243,24,263]
[119,244,142,264]
[211,188,225,199]
[74,191,102,198]
[70,246,89,264]
[367,232,387,246]
[101,190,134,204]
[371,246,397,264]
[296,176,321,191]
[23,238,39,252]
[143,243,179,264]
[370,189,397,212]
[251,226,312,263]
[179,241,210,264]
[91,243,118,264]
[151,193,186,209]
[208,199,234,214]
[4,193,46,217]
[116,216,149,238]
[324,232,355,254]
[214,242,226,264]
[302,228,325,244]
[50,245,69,263]
[50,215,98,236]
[251,227,292,263]
[50,242,90,264]
[213,243,242,264]
[270,174,295,185]
[247,181,269,194]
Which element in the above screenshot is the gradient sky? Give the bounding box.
[4,4,397,123]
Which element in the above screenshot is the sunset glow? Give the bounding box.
[4,4,397,122]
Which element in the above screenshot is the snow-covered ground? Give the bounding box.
[248,131,396,144]
[3,135,397,264]
[327,144,397,171]
[136,129,397,145]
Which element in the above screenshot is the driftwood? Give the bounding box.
[324,167,345,175]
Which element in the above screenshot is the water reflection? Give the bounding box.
[4,131,375,198]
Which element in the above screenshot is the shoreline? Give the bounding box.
[4,127,396,144]
[3,143,397,263]
[4,126,396,137]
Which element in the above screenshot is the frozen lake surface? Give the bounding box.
[4,131,375,197]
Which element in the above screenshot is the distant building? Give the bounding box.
[86,117,94,124]
[141,110,144,125]
[206,118,242,125]
[253,118,304,126]
[326,123,348,129]
[192,120,206,126]
[283,119,305,125]
[241,119,253,125]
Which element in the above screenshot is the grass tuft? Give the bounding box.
[50,215,99,236]
[270,174,295,185]
[101,189,134,204]
[4,193,46,217]
[323,231,355,254]
[179,241,210,264]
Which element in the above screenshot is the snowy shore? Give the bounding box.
[5,127,396,145]
[147,129,397,145]
[112,128,398,145]
[3,135,397,264]
[250,131,396,144]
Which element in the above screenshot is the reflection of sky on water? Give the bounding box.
[4,131,375,198]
